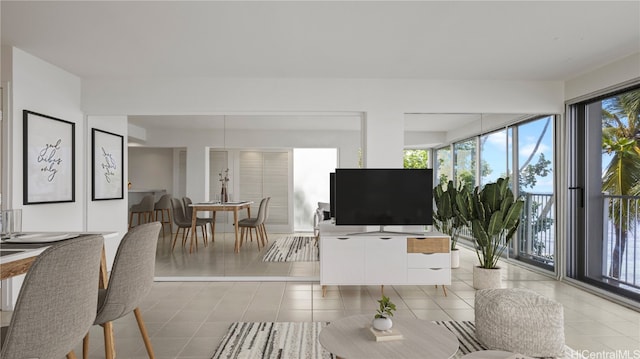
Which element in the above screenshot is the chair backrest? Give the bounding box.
[1,235,104,359]
[170,197,189,225]
[133,194,156,212]
[256,197,268,223]
[182,197,193,220]
[154,193,172,210]
[264,197,272,222]
[94,222,161,325]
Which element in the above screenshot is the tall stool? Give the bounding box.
[154,194,173,237]
[129,194,155,229]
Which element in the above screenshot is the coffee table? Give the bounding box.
[319,315,459,359]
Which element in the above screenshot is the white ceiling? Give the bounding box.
[2,1,638,134]
[2,1,638,81]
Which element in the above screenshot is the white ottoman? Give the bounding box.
[475,288,565,357]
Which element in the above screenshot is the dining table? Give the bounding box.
[189,201,253,253]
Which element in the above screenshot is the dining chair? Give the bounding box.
[83,222,161,359]
[0,235,104,359]
[170,197,205,251]
[129,194,155,229]
[182,196,211,244]
[154,194,173,237]
[238,197,269,250]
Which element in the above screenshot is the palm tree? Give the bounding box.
[602,89,640,278]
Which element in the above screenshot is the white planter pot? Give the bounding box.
[473,266,502,290]
[451,249,460,268]
[372,317,393,331]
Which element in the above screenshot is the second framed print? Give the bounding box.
[92,128,124,200]
[23,110,75,204]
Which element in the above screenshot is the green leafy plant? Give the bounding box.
[374,295,396,319]
[458,177,525,269]
[433,180,471,250]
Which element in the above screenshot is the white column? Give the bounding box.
[362,111,405,168]
[185,145,210,202]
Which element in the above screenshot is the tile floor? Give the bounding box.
[2,235,639,358]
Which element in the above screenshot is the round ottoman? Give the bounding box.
[474,288,565,357]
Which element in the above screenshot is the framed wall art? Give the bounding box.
[91,128,124,200]
[23,110,75,204]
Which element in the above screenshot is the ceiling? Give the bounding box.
[2,1,638,134]
[2,1,638,81]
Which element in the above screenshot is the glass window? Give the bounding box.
[480,129,511,186]
[453,139,476,188]
[435,147,451,187]
[403,149,428,169]
[516,116,555,269]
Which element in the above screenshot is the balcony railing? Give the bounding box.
[603,194,640,291]
[518,192,555,266]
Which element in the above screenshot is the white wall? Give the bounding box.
[86,115,128,270]
[128,147,174,192]
[565,53,640,101]
[82,77,565,169]
[7,47,84,231]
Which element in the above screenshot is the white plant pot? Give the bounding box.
[473,266,502,290]
[372,317,393,331]
[451,249,460,269]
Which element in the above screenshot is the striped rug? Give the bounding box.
[262,236,319,262]
[212,321,579,359]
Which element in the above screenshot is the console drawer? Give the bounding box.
[407,268,451,284]
[407,253,450,268]
[406,237,449,253]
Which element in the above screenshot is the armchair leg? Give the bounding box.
[134,307,155,359]
[67,350,77,359]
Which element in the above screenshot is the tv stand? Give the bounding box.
[346,225,426,236]
[319,223,451,297]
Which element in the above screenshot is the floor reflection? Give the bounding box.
[154,231,320,278]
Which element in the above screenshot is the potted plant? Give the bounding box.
[433,181,471,268]
[459,177,524,289]
[372,295,396,331]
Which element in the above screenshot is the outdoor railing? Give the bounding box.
[603,194,640,290]
[518,192,555,266]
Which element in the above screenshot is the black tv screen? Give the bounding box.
[335,168,433,226]
[329,172,336,218]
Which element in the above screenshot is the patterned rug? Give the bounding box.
[212,321,580,359]
[262,236,319,262]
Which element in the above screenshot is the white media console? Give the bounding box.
[319,222,451,296]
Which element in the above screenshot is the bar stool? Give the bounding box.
[129,194,155,229]
[154,194,173,237]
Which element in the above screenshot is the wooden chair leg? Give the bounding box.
[67,350,77,359]
[129,211,134,229]
[82,333,89,359]
[103,321,115,359]
[134,307,155,359]
[171,228,180,251]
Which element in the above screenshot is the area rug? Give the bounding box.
[212,321,581,359]
[262,236,319,262]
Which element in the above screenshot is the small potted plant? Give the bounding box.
[372,295,396,331]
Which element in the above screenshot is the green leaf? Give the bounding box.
[488,211,504,236]
[503,200,524,229]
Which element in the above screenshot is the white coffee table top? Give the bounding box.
[319,315,459,359]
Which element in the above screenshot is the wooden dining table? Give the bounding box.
[189,201,253,253]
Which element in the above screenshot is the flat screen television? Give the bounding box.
[329,172,336,218]
[334,168,433,226]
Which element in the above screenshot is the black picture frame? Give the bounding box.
[23,110,75,204]
[91,128,124,200]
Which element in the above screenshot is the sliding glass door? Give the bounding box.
[568,85,640,301]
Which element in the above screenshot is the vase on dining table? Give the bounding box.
[221,183,229,203]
